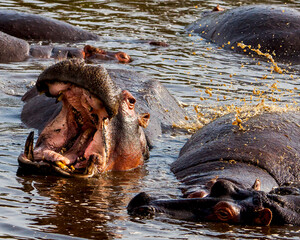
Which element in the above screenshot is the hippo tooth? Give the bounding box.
[56,93,63,103]
[55,161,70,171]
[83,155,97,175]
[24,131,34,161]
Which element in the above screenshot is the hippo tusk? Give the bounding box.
[24,131,34,161]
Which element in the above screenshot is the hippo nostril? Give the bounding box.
[127,97,136,110]
[129,98,136,105]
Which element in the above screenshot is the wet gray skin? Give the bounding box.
[186,5,300,64]
[0,31,30,62]
[0,10,99,42]
[19,59,190,177]
[128,112,300,226]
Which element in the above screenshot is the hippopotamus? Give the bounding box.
[186,5,300,64]
[128,111,300,226]
[0,10,130,63]
[0,32,131,63]
[0,10,166,63]
[0,10,99,42]
[18,59,191,177]
[0,28,131,63]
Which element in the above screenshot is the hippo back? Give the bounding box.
[186,5,300,64]
[0,31,29,62]
[171,111,300,186]
[0,10,99,42]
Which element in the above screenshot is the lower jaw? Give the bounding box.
[18,152,100,178]
[17,131,102,177]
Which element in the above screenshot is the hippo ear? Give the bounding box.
[138,113,150,128]
[252,178,261,191]
[253,208,272,226]
[187,190,208,198]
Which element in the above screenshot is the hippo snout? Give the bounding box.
[127,192,156,216]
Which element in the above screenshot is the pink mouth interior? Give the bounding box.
[33,82,109,169]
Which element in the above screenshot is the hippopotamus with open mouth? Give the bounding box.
[18,59,191,177]
[128,111,300,225]
[186,5,300,64]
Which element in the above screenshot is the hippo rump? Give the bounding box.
[128,111,300,226]
[18,59,191,177]
[186,5,300,64]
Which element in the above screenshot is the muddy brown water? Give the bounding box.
[0,0,300,239]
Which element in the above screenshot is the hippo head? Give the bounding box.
[128,179,300,226]
[18,59,150,177]
[83,45,132,63]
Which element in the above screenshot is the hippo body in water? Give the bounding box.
[0,33,131,63]
[0,10,99,42]
[18,59,190,177]
[0,11,131,63]
[186,5,300,64]
[128,111,300,225]
[0,10,166,63]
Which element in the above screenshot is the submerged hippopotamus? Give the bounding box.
[0,32,131,63]
[0,10,99,42]
[18,59,190,177]
[0,28,131,63]
[128,111,300,225]
[0,10,100,63]
[186,5,300,64]
[0,10,166,63]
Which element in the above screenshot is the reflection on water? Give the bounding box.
[0,0,300,239]
[17,169,147,239]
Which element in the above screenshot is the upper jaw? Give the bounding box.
[36,59,122,118]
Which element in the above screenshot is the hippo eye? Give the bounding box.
[215,208,231,221]
[213,201,240,223]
